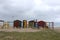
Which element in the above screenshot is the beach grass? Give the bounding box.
[0,29,60,40]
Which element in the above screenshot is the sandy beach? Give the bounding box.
[0,26,42,32]
[0,26,60,32]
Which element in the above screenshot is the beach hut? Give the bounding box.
[37,21,46,28]
[3,22,9,29]
[14,20,22,28]
[29,20,37,28]
[0,20,4,28]
[23,20,27,28]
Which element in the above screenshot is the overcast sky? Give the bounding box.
[0,0,60,22]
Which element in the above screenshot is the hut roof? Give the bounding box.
[0,20,4,22]
[29,20,35,22]
[38,21,46,23]
[14,20,21,22]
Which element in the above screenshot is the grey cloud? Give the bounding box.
[0,0,34,20]
[0,0,60,22]
[43,0,60,6]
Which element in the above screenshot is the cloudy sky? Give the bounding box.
[0,0,60,22]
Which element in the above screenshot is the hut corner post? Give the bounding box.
[46,22,54,30]
[52,22,54,30]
